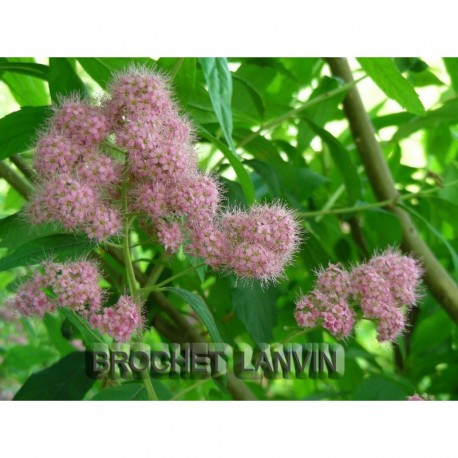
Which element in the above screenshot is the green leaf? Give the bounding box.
[410,310,453,358]
[0,60,49,79]
[199,126,255,204]
[157,58,197,105]
[3,344,57,372]
[60,308,104,346]
[0,212,61,252]
[364,207,402,249]
[353,374,412,400]
[48,58,86,102]
[92,382,148,401]
[392,98,458,141]
[231,282,278,345]
[400,203,458,280]
[0,106,51,160]
[43,313,76,356]
[13,351,95,400]
[0,234,96,272]
[164,287,224,343]
[303,119,361,205]
[92,380,172,400]
[357,58,425,115]
[77,57,155,89]
[0,58,50,106]
[443,58,458,94]
[199,58,234,148]
[297,76,344,153]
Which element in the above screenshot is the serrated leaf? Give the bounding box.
[164,287,223,344]
[13,351,95,400]
[0,234,96,272]
[0,106,51,160]
[358,58,425,115]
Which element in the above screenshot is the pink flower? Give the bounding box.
[52,98,109,146]
[156,220,183,254]
[91,295,142,342]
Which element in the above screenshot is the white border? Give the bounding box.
[0,402,456,457]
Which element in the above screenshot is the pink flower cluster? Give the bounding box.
[295,264,355,339]
[106,68,299,281]
[28,99,122,241]
[7,261,141,342]
[295,249,423,342]
[27,67,300,281]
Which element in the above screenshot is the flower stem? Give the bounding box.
[139,262,206,297]
[121,179,158,401]
[300,180,458,219]
[141,370,158,401]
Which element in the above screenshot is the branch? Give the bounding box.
[327,57,458,323]
[0,160,34,199]
[9,155,35,180]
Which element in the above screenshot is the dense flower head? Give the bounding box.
[7,261,103,318]
[220,204,301,282]
[52,99,109,146]
[155,220,183,254]
[8,261,142,342]
[170,173,221,223]
[368,249,423,306]
[8,273,56,317]
[34,133,86,177]
[294,250,423,343]
[106,68,174,120]
[295,289,355,340]
[90,295,142,342]
[42,261,103,317]
[26,66,303,290]
[315,263,351,299]
[76,153,122,188]
[130,180,170,220]
[186,222,228,268]
[27,174,121,241]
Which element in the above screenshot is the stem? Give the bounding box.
[0,160,34,199]
[121,178,158,401]
[141,370,158,401]
[300,180,458,219]
[139,262,206,296]
[10,155,34,180]
[121,183,137,296]
[327,57,458,323]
